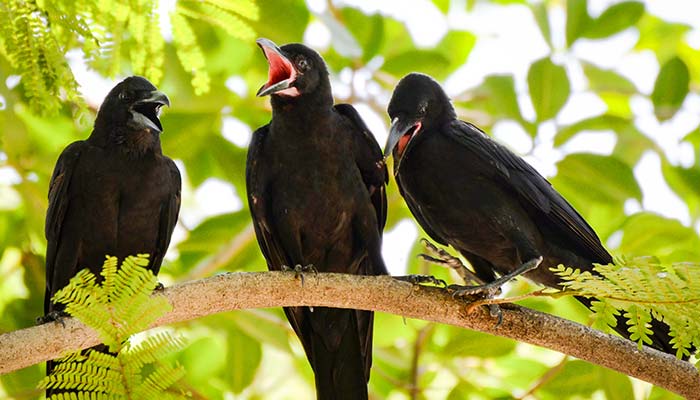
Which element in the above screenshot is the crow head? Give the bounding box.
[256,38,330,103]
[94,76,170,153]
[384,73,455,170]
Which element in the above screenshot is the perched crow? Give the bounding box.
[247,38,387,399]
[43,76,181,392]
[384,72,677,355]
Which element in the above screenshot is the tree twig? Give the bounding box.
[0,272,698,398]
[515,354,569,400]
[409,324,433,399]
[185,222,256,280]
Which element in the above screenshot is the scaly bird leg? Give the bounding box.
[448,256,543,298]
[394,239,463,287]
[418,238,483,285]
[448,257,543,327]
[393,274,447,287]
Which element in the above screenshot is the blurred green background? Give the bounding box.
[1,0,698,398]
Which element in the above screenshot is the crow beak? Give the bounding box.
[256,38,297,97]
[384,116,422,167]
[130,90,170,133]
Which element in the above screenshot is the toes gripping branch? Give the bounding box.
[282,264,318,287]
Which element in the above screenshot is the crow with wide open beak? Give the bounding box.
[129,89,170,133]
[256,38,300,97]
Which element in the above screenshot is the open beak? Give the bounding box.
[384,116,422,168]
[256,38,297,97]
[130,90,170,133]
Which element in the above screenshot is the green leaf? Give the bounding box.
[619,212,700,263]
[590,299,620,328]
[582,62,636,94]
[527,57,570,122]
[539,360,598,396]
[231,310,292,352]
[531,2,552,48]
[383,50,451,80]
[433,0,450,14]
[473,75,522,120]
[382,31,476,80]
[228,327,262,393]
[611,125,658,166]
[584,1,644,39]
[566,0,591,46]
[648,386,685,400]
[446,382,477,400]
[636,14,690,61]
[246,0,309,42]
[683,127,700,163]
[551,153,642,206]
[185,213,249,253]
[440,327,517,358]
[554,114,630,147]
[341,8,384,62]
[600,368,635,400]
[180,336,227,384]
[662,162,700,219]
[624,304,653,347]
[436,30,476,73]
[382,30,475,80]
[651,56,690,121]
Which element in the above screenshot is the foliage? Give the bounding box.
[552,258,700,358]
[0,0,258,114]
[39,255,187,398]
[0,0,699,399]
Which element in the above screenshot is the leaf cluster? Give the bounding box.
[39,255,187,399]
[0,0,259,114]
[552,257,700,358]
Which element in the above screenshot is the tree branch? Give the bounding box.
[1,272,698,397]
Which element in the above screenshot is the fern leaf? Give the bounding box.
[41,255,186,397]
[624,305,653,349]
[549,258,700,357]
[170,11,210,94]
[177,2,255,40]
[202,0,260,20]
[590,299,619,328]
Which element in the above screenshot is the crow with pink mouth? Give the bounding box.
[42,76,180,396]
[384,72,680,356]
[247,39,388,399]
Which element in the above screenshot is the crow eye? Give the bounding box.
[296,57,310,71]
[418,102,428,116]
[118,91,130,101]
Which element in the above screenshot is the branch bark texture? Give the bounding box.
[1,272,698,398]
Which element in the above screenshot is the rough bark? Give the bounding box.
[1,272,698,398]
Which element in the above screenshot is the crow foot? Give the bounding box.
[418,238,483,285]
[450,256,543,328]
[448,256,542,298]
[394,274,447,287]
[37,310,70,327]
[282,264,317,287]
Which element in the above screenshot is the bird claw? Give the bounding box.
[282,264,317,286]
[154,282,165,292]
[418,238,484,285]
[488,304,503,327]
[394,274,447,287]
[451,257,543,327]
[448,283,502,298]
[36,310,70,327]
